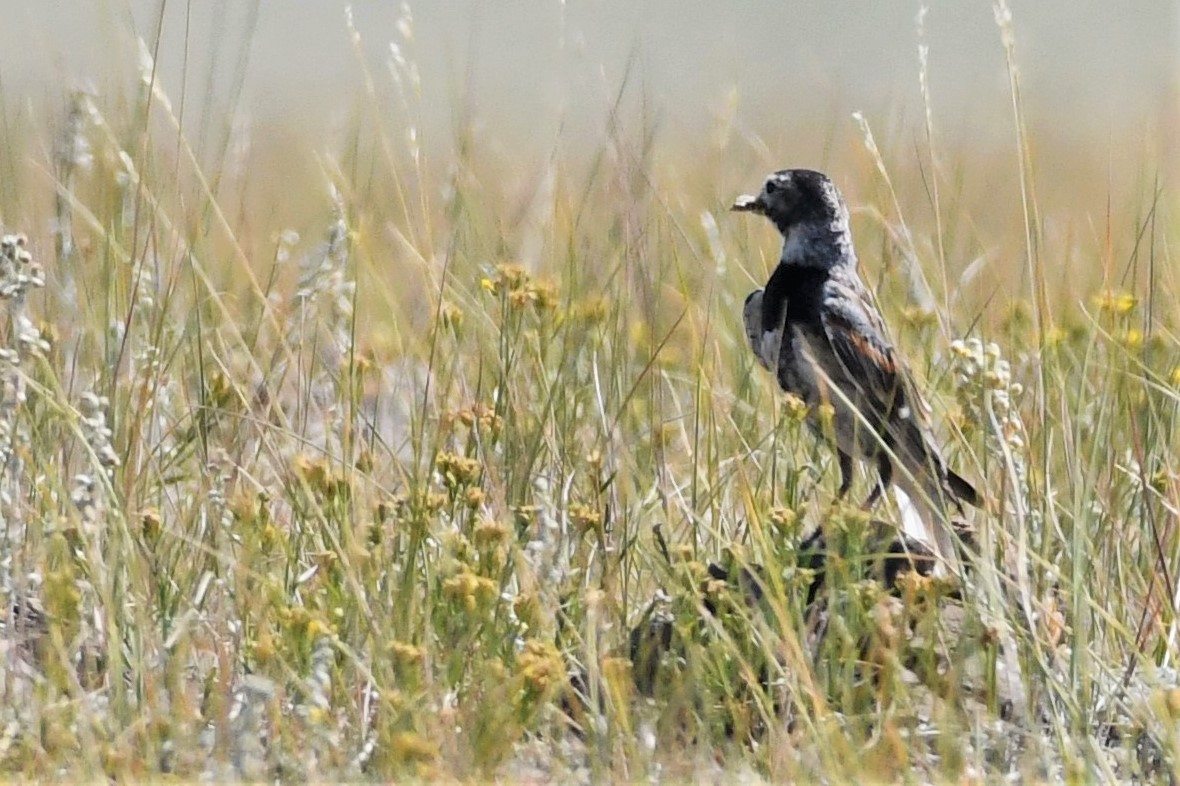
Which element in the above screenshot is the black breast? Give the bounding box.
[761,264,828,335]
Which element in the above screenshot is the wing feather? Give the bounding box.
[817,271,906,418]
[816,269,979,508]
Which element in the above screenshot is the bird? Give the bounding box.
[733,168,978,566]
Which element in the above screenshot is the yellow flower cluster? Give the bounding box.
[480,263,558,311]
[1118,328,1144,350]
[473,518,510,547]
[516,639,564,696]
[569,501,603,536]
[513,592,540,631]
[769,506,799,535]
[511,504,540,530]
[901,306,938,329]
[390,732,438,764]
[442,569,498,612]
[463,401,502,431]
[439,301,464,330]
[464,487,485,509]
[278,605,335,639]
[445,402,503,439]
[1091,290,1137,315]
[387,640,426,670]
[291,454,351,500]
[434,451,481,489]
[567,294,609,325]
[293,454,331,489]
[780,393,809,423]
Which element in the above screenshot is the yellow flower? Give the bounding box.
[391,732,437,764]
[571,295,609,324]
[531,280,559,310]
[293,454,330,491]
[902,306,937,328]
[387,640,425,668]
[495,263,530,290]
[513,593,540,630]
[472,402,502,434]
[769,506,798,534]
[251,631,276,663]
[141,508,162,541]
[442,571,497,610]
[570,502,603,535]
[473,518,510,547]
[781,393,808,422]
[435,451,481,488]
[629,320,650,346]
[1044,326,1068,348]
[1120,329,1144,350]
[305,618,333,638]
[815,402,837,433]
[464,487,485,509]
[1092,290,1136,315]
[508,288,532,309]
[511,504,539,530]
[517,639,564,696]
[440,301,464,330]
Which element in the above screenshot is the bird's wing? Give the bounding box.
[744,286,788,373]
[816,269,906,417]
[818,269,979,509]
[742,289,767,368]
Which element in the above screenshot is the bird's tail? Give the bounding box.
[891,483,960,576]
[895,467,978,575]
[946,468,979,508]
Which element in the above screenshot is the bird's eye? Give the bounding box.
[765,180,778,195]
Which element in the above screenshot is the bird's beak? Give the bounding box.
[731,193,764,213]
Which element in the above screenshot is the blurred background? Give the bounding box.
[1,2,1174,150]
[0,1,1176,315]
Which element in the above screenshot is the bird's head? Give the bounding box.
[732,169,849,239]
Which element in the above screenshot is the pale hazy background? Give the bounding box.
[0,2,1174,152]
[0,0,1176,264]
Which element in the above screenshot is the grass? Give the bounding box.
[0,3,1178,782]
